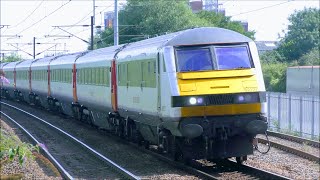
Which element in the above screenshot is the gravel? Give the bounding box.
[2,100,320,180]
[1,101,200,179]
[0,119,62,179]
[245,144,320,179]
[257,134,320,157]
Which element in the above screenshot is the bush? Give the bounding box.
[261,61,287,92]
[0,125,39,165]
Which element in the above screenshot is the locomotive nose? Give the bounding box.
[180,124,203,139]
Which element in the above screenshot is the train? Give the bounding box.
[1,27,268,164]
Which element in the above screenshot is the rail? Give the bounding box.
[1,101,140,180]
[0,111,74,180]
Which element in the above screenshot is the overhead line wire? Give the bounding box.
[42,3,114,45]
[17,0,72,35]
[9,0,45,29]
[230,1,291,17]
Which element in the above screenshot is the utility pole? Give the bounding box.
[0,25,9,29]
[215,0,219,14]
[33,37,36,59]
[114,0,119,46]
[93,0,95,25]
[91,16,94,50]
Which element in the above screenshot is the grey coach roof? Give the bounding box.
[116,27,253,54]
[164,27,253,46]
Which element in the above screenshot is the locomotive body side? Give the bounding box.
[116,47,159,143]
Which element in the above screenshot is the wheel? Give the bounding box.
[236,156,247,164]
[144,141,150,149]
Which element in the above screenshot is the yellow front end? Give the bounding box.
[177,69,261,117]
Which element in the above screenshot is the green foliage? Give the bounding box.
[0,127,39,165]
[261,61,287,92]
[296,48,320,66]
[277,8,319,62]
[260,50,285,63]
[272,120,280,131]
[2,53,22,62]
[195,11,255,39]
[92,0,255,48]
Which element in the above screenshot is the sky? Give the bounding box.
[0,0,319,59]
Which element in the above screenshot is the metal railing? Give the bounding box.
[267,92,319,140]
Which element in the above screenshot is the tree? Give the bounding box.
[259,50,285,63]
[261,62,287,92]
[277,8,319,62]
[92,0,255,48]
[2,53,22,62]
[296,48,320,66]
[195,11,255,39]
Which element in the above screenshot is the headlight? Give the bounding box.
[189,97,205,105]
[189,97,197,105]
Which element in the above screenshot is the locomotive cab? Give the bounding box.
[158,28,268,162]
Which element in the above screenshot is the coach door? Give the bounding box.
[111,59,118,112]
[157,53,162,113]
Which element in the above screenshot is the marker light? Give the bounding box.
[189,97,197,105]
[245,94,252,101]
[197,97,204,104]
[238,95,245,102]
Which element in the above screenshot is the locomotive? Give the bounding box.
[1,27,268,163]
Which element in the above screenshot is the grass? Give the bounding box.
[0,122,39,167]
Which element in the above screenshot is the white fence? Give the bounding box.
[267,92,320,139]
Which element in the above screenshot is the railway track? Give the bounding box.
[267,131,320,148]
[0,102,139,180]
[135,145,291,180]
[1,100,291,179]
[256,131,320,163]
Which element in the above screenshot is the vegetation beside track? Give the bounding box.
[0,119,38,165]
[0,119,60,179]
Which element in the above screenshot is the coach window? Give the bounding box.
[91,68,95,84]
[105,67,109,85]
[79,69,82,84]
[84,69,87,84]
[61,69,64,82]
[99,68,102,85]
[53,70,56,81]
[81,69,84,84]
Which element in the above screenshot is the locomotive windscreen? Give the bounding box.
[175,44,253,72]
[176,48,213,72]
[214,46,252,70]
